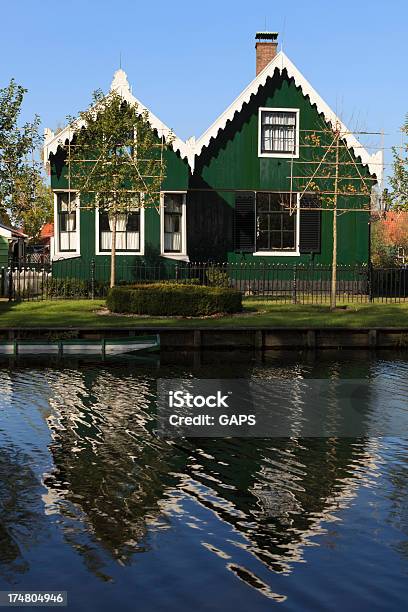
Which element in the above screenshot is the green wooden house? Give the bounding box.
[43,33,382,280]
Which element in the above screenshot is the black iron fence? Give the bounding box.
[2,259,408,303]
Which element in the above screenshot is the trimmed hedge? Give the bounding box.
[106,283,242,316]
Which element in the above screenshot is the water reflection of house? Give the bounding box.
[176,437,381,574]
[40,362,382,588]
[42,366,181,570]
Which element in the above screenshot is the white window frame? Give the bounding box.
[95,200,145,256]
[253,191,300,256]
[113,126,137,159]
[258,107,300,159]
[160,191,188,261]
[52,190,80,260]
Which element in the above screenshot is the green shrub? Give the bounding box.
[106,283,242,316]
[206,266,229,287]
[44,277,106,298]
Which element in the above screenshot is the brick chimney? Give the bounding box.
[255,32,278,76]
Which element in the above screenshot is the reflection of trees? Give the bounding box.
[384,439,408,562]
[0,447,45,580]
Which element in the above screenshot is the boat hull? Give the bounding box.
[0,335,160,356]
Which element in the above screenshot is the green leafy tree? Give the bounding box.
[0,79,42,224]
[18,177,53,241]
[371,218,398,267]
[66,89,171,287]
[371,210,408,267]
[386,114,408,210]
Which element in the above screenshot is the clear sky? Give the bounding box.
[1,0,406,172]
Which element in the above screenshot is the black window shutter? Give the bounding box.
[299,195,321,254]
[234,191,255,253]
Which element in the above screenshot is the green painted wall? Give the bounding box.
[51,144,189,279]
[190,72,372,265]
[50,72,373,281]
[0,235,9,267]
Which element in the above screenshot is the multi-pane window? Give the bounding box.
[163,193,184,253]
[57,192,77,252]
[256,192,297,251]
[260,110,297,155]
[99,208,141,252]
[112,129,135,158]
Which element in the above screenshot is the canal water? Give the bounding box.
[0,350,407,611]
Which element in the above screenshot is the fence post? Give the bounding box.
[175,262,179,283]
[292,264,297,304]
[8,265,13,302]
[368,262,373,303]
[90,258,95,299]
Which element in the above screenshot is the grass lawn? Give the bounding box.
[0,298,408,328]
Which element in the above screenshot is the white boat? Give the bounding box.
[0,334,160,356]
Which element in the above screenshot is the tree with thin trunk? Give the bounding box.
[288,121,374,309]
[0,79,42,227]
[65,89,170,287]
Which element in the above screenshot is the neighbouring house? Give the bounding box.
[39,222,54,249]
[37,222,53,259]
[43,32,382,282]
[0,222,27,267]
[24,222,54,263]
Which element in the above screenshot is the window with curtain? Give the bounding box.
[260,110,297,155]
[163,193,184,253]
[99,208,141,252]
[57,192,77,252]
[256,192,297,251]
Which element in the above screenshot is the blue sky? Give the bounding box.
[1,0,406,172]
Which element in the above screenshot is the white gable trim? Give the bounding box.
[195,51,382,180]
[43,69,195,169]
[43,57,382,181]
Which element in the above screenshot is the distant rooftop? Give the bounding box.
[0,222,27,238]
